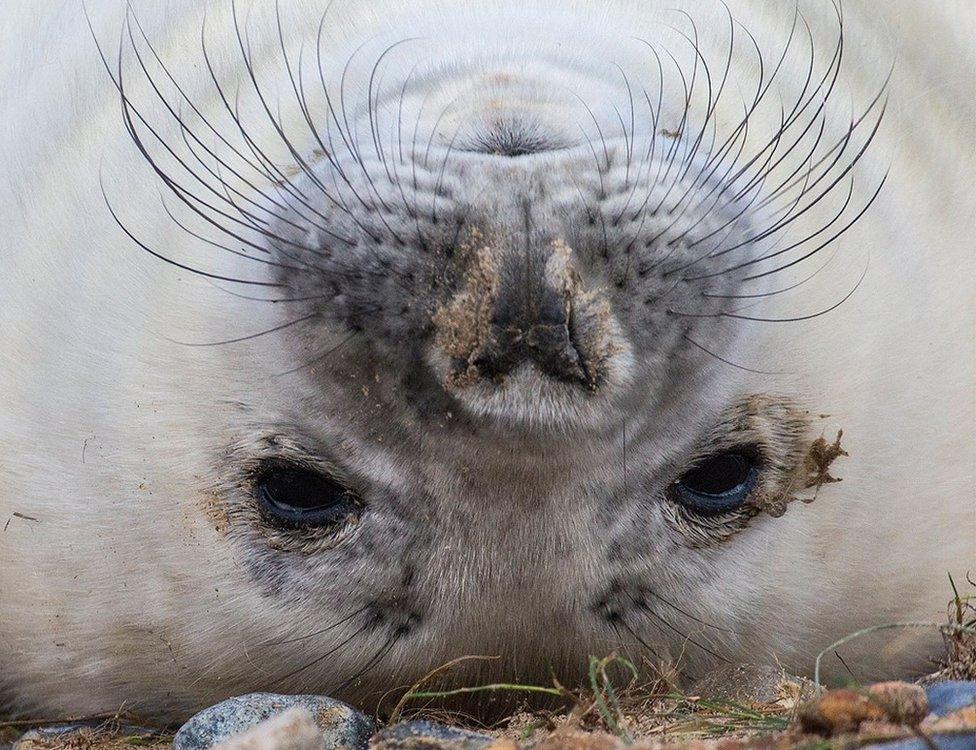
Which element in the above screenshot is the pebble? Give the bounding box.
[689,663,817,707]
[531,730,620,750]
[925,681,976,717]
[797,687,889,734]
[865,682,929,725]
[173,693,374,750]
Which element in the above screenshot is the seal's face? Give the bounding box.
[215,130,821,699]
[170,5,867,707]
[3,0,973,722]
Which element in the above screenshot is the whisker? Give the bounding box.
[333,633,399,693]
[167,312,319,348]
[629,595,730,662]
[270,621,372,688]
[272,331,359,378]
[682,334,785,376]
[265,604,372,647]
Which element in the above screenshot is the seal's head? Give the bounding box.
[1,0,973,721]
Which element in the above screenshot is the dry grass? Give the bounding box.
[388,653,799,746]
[930,573,976,681]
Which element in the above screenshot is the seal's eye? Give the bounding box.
[256,464,361,529]
[670,452,758,515]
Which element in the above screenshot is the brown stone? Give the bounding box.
[866,681,929,725]
[796,688,887,735]
[532,729,621,750]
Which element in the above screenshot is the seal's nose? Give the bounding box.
[472,249,591,386]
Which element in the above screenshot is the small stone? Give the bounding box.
[866,682,929,725]
[925,681,976,717]
[688,664,816,707]
[173,693,374,750]
[533,729,621,750]
[369,720,494,750]
[483,740,520,750]
[797,688,888,735]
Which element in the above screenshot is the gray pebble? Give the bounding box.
[689,663,817,705]
[925,681,976,717]
[173,693,374,750]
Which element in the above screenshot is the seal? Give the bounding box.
[1,0,973,721]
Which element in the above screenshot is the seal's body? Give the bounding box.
[0,0,973,719]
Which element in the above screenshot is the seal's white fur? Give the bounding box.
[0,0,974,719]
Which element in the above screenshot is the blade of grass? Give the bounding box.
[588,654,639,743]
[813,621,975,688]
[388,655,500,723]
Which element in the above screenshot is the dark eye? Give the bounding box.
[255,464,361,529]
[670,452,758,515]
